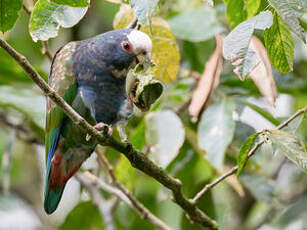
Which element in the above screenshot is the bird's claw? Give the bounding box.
[86,122,113,141]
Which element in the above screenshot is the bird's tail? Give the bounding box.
[44,185,65,214]
[44,151,66,214]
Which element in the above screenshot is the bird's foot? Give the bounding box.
[86,122,113,141]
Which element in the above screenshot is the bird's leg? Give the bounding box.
[86,122,113,141]
[117,121,128,142]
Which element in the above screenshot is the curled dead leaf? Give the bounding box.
[249,36,277,106]
[188,34,224,122]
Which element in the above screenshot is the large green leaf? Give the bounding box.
[29,0,88,42]
[268,0,306,43]
[246,0,261,18]
[0,49,33,85]
[59,201,103,230]
[130,0,158,26]
[237,132,260,175]
[198,99,236,170]
[223,0,247,28]
[114,5,180,83]
[168,6,225,42]
[0,86,45,130]
[0,0,22,32]
[50,0,89,7]
[145,110,185,168]
[264,10,294,73]
[268,130,307,172]
[223,11,273,80]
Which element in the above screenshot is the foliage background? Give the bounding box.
[0,0,306,230]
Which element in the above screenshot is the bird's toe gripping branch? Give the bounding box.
[86,122,113,141]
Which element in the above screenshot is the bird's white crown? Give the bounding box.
[127,30,152,54]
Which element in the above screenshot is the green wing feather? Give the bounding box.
[45,42,78,165]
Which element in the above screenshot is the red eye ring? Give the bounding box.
[121,41,133,54]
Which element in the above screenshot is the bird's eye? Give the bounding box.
[142,50,147,55]
[121,41,133,54]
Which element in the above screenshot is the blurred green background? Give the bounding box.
[0,0,306,230]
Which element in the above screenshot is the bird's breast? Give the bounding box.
[77,77,132,125]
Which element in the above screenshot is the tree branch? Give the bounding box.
[77,172,170,230]
[0,38,217,229]
[0,110,42,144]
[77,175,117,230]
[192,106,307,203]
[95,148,171,230]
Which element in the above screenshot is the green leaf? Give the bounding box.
[223,0,247,28]
[130,120,146,151]
[198,99,236,170]
[50,0,89,7]
[0,86,45,130]
[133,74,163,111]
[114,5,180,83]
[59,201,103,230]
[236,99,280,126]
[223,10,273,80]
[168,6,225,42]
[115,156,137,190]
[237,132,260,175]
[145,110,185,168]
[281,114,303,133]
[29,0,88,42]
[246,0,261,18]
[130,0,158,26]
[267,130,307,172]
[264,10,294,73]
[0,0,22,33]
[268,0,306,43]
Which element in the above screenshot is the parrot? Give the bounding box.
[44,29,152,214]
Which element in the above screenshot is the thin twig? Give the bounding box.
[0,110,42,144]
[96,148,171,230]
[192,106,307,203]
[80,179,117,230]
[127,16,138,29]
[0,37,218,230]
[42,41,53,61]
[76,172,132,205]
[77,172,170,230]
[23,4,32,15]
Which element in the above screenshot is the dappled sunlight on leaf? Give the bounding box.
[198,99,236,170]
[268,130,307,172]
[29,0,88,42]
[145,110,185,168]
[168,6,225,42]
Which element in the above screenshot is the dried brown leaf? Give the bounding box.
[188,34,224,121]
[249,36,277,106]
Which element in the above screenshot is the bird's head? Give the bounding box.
[97,29,153,76]
[123,29,153,68]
